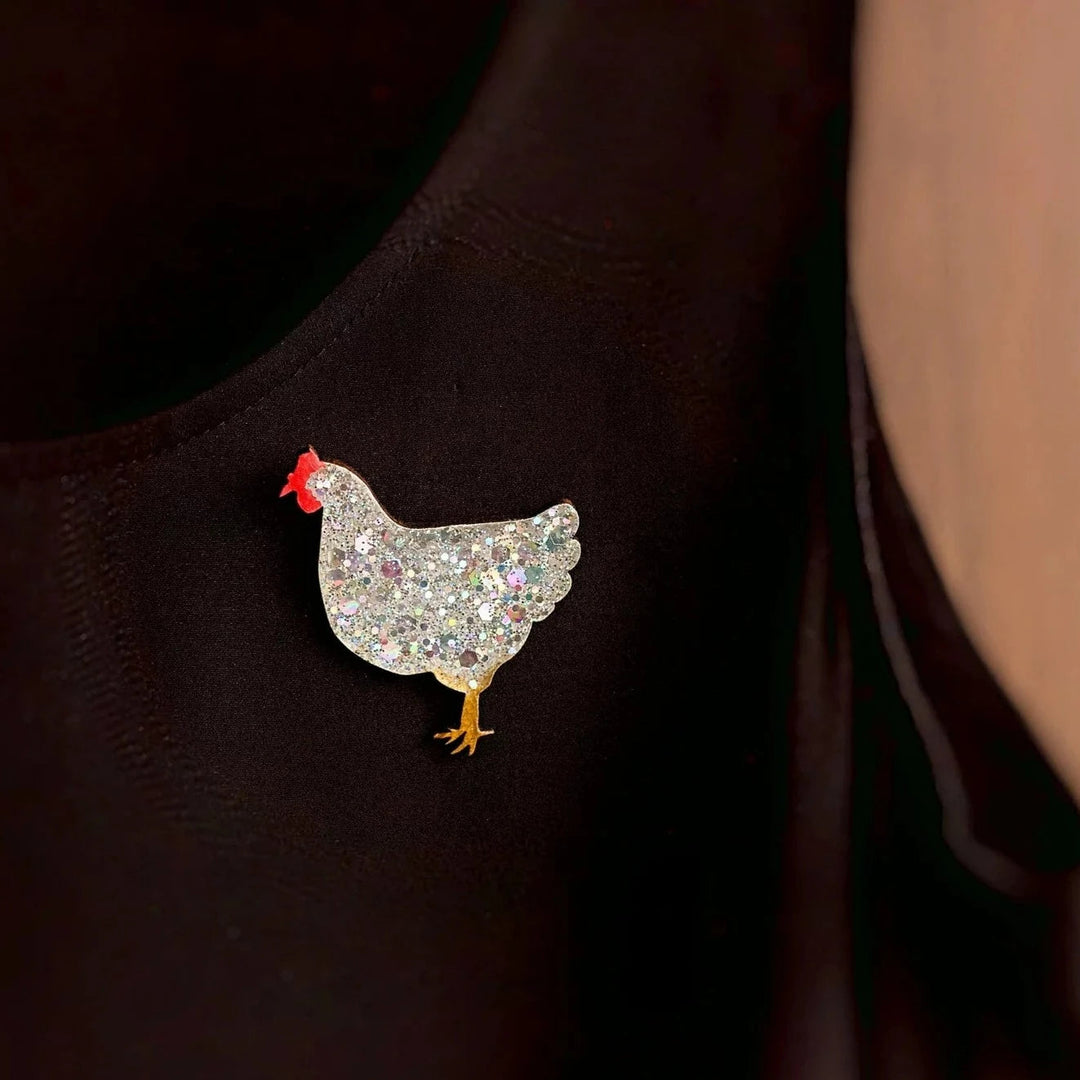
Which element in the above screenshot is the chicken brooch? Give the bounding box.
[281,449,580,754]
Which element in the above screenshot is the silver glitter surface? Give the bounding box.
[309,461,580,694]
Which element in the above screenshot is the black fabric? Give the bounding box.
[0,3,850,1075]
[761,311,1080,1080]
[837,317,1080,1076]
[0,0,507,442]
[849,323,1080,883]
[2,1,1077,1077]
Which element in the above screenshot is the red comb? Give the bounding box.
[280,448,324,513]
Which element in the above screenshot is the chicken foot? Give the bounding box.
[435,688,493,755]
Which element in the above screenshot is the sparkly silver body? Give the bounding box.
[309,462,580,693]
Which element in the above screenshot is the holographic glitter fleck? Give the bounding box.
[281,448,580,755]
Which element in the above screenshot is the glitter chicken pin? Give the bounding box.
[281,449,580,754]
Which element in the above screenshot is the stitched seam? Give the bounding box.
[0,213,452,488]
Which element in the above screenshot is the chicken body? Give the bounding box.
[304,459,580,751]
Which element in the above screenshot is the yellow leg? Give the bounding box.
[435,689,493,755]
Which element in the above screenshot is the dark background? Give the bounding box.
[0,0,504,440]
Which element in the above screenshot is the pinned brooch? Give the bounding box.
[281,449,580,754]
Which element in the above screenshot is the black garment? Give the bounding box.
[765,316,1080,1078]
[1,1,1075,1077]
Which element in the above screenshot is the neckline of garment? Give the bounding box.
[0,1,564,484]
[846,303,1080,898]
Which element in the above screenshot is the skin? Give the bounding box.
[850,1,1080,802]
